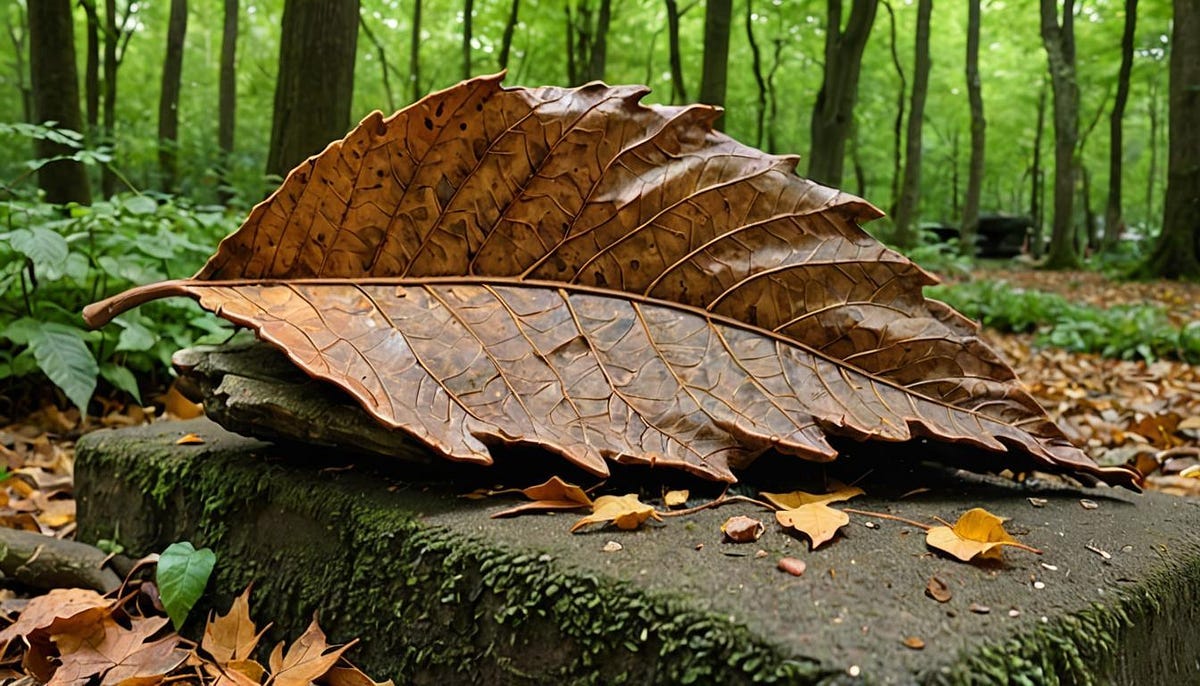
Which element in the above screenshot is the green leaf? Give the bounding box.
[27,322,98,411]
[1,317,40,346]
[100,362,142,404]
[9,227,69,271]
[156,541,216,630]
[122,195,158,216]
[115,318,157,352]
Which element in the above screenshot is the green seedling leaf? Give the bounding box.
[100,362,142,404]
[27,321,98,412]
[157,541,217,629]
[9,226,69,271]
[122,195,158,216]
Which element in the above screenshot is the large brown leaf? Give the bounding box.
[83,74,1138,489]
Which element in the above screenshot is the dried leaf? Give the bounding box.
[318,664,396,686]
[0,588,110,647]
[51,615,188,686]
[925,508,1039,562]
[570,494,660,533]
[775,502,850,550]
[490,476,592,518]
[760,485,864,510]
[267,618,356,686]
[163,382,204,420]
[83,75,1139,490]
[202,587,268,665]
[720,515,765,543]
[902,636,926,650]
[175,433,205,446]
[925,576,952,603]
[663,490,689,507]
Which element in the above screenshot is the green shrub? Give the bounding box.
[928,280,1200,364]
[0,195,237,412]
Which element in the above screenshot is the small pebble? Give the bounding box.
[847,665,861,677]
[602,541,623,553]
[755,549,769,559]
[1041,563,1058,571]
[1008,609,1021,617]
[1027,497,1048,508]
[777,557,807,576]
[1033,581,1046,590]
[969,603,991,614]
[1079,499,1099,510]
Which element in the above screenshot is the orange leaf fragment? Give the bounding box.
[925,576,952,603]
[760,485,864,510]
[720,515,765,543]
[925,508,1041,562]
[175,433,205,445]
[775,502,851,550]
[902,636,926,650]
[490,476,592,518]
[570,494,661,533]
[267,617,357,686]
[663,490,689,508]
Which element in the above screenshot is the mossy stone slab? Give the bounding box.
[75,419,1200,685]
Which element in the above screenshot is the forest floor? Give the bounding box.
[2,266,1198,551]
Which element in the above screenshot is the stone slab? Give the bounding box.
[75,419,1200,685]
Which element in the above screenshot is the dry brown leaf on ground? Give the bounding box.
[570,494,661,533]
[318,663,397,686]
[52,615,188,686]
[775,503,851,550]
[663,490,689,508]
[202,587,268,665]
[268,617,357,686]
[760,485,864,510]
[84,75,1138,490]
[490,476,593,518]
[925,508,1042,562]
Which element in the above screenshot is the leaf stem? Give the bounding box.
[841,508,933,531]
[657,493,777,517]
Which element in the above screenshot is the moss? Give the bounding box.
[76,425,834,685]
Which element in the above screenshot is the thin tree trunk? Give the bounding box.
[462,0,473,80]
[1138,0,1200,279]
[1076,88,1111,252]
[1146,77,1160,226]
[587,0,610,82]
[157,0,187,193]
[359,12,397,111]
[79,0,100,130]
[1040,0,1080,269]
[498,0,519,72]
[217,0,237,205]
[410,0,421,102]
[29,0,92,204]
[745,0,767,147]
[881,0,904,214]
[891,0,932,249]
[807,0,877,187]
[267,0,359,177]
[961,0,985,257]
[699,0,732,131]
[1031,80,1047,257]
[765,37,783,153]
[565,5,577,84]
[665,0,687,103]
[5,6,32,123]
[102,0,119,197]
[1103,0,1137,248]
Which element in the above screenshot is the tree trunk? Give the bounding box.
[217,0,238,205]
[101,0,120,197]
[80,0,100,130]
[891,0,932,249]
[960,0,985,257]
[359,13,397,112]
[410,0,421,102]
[881,0,905,214]
[1030,81,1047,257]
[498,0,519,72]
[807,0,877,187]
[462,0,473,80]
[765,38,783,153]
[745,0,767,147]
[5,6,33,123]
[665,0,687,104]
[565,5,577,84]
[587,0,610,82]
[28,0,92,205]
[267,0,359,178]
[1103,0,1137,248]
[699,0,733,131]
[157,0,188,193]
[1138,0,1200,279]
[1040,0,1080,270]
[1080,165,1098,252]
[1146,76,1161,226]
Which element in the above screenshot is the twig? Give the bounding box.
[842,508,934,531]
[657,494,777,517]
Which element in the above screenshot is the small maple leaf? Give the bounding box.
[570,494,661,533]
[267,616,357,686]
[490,476,593,518]
[925,507,1042,562]
[663,489,689,507]
[202,587,270,665]
[760,485,864,509]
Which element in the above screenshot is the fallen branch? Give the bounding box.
[0,528,122,592]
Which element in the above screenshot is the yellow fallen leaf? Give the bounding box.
[163,382,204,420]
[775,502,850,549]
[760,484,864,510]
[663,489,689,507]
[570,494,661,533]
[175,433,205,445]
[925,507,1041,562]
[491,476,592,518]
